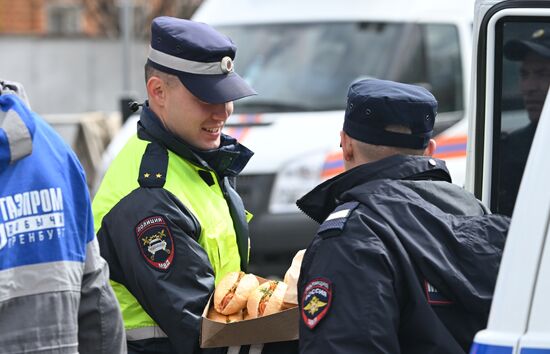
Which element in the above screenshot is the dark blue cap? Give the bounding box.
[147,17,257,104]
[343,79,437,149]
[504,28,550,61]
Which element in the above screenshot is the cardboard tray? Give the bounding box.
[200,278,299,348]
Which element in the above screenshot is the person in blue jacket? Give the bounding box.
[0,80,125,353]
[296,79,509,354]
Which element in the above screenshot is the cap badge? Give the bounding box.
[220,56,234,74]
[532,29,545,39]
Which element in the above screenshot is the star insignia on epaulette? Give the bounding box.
[156,173,163,178]
[143,173,150,178]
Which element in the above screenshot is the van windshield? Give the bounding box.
[219,22,463,114]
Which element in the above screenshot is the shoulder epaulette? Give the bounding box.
[138,142,168,188]
[317,201,360,236]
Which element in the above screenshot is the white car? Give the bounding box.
[466,0,550,353]
[99,0,475,277]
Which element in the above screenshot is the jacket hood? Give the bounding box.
[0,81,35,169]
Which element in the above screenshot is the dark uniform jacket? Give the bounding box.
[296,154,509,354]
[498,123,537,216]
[96,106,253,354]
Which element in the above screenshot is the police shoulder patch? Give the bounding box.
[317,201,359,235]
[301,278,333,329]
[135,216,174,271]
[424,280,454,305]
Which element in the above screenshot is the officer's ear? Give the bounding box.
[340,130,354,164]
[423,139,437,157]
[146,76,168,108]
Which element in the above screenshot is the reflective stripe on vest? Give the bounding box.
[94,136,242,335]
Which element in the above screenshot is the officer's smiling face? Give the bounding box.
[164,79,234,150]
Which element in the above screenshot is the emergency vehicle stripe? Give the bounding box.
[238,114,262,124]
[321,150,344,180]
[434,135,467,159]
[0,261,82,302]
[469,342,513,354]
[520,349,550,353]
[224,127,251,142]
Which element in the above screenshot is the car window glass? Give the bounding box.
[218,22,462,115]
[493,20,549,216]
[424,24,463,113]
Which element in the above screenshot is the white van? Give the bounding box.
[466,0,550,352]
[99,0,475,276]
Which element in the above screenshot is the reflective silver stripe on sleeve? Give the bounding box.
[126,326,168,341]
[0,109,33,163]
[0,261,83,302]
[148,46,226,75]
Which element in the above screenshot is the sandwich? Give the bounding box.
[246,280,288,318]
[207,306,243,323]
[283,249,305,305]
[214,271,259,315]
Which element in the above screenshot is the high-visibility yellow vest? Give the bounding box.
[93,134,247,337]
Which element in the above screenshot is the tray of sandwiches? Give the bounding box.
[200,250,304,348]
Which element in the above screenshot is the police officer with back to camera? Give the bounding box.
[296,79,510,354]
[499,27,550,216]
[93,17,257,354]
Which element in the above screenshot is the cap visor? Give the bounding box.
[177,72,257,104]
[504,39,550,61]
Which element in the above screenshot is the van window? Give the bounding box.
[492,20,549,216]
[218,22,462,115]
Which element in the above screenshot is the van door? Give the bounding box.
[468,1,550,353]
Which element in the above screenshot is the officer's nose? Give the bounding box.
[211,101,234,121]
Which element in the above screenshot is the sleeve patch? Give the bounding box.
[135,216,174,271]
[301,278,333,329]
[424,280,454,305]
[317,201,359,235]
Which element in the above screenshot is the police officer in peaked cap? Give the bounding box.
[93,17,259,354]
[296,79,508,354]
[498,27,550,216]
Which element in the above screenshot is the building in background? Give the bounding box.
[0,0,203,38]
[0,0,203,187]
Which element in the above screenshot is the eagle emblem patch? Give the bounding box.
[135,216,174,271]
[301,278,332,329]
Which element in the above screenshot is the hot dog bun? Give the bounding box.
[246,280,288,319]
[214,271,259,315]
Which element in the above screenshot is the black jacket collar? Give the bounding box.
[137,104,253,177]
[296,154,451,223]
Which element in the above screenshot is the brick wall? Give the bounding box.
[0,0,46,34]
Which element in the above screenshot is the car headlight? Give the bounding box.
[268,149,344,213]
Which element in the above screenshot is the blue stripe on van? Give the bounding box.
[521,349,550,354]
[470,343,513,354]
